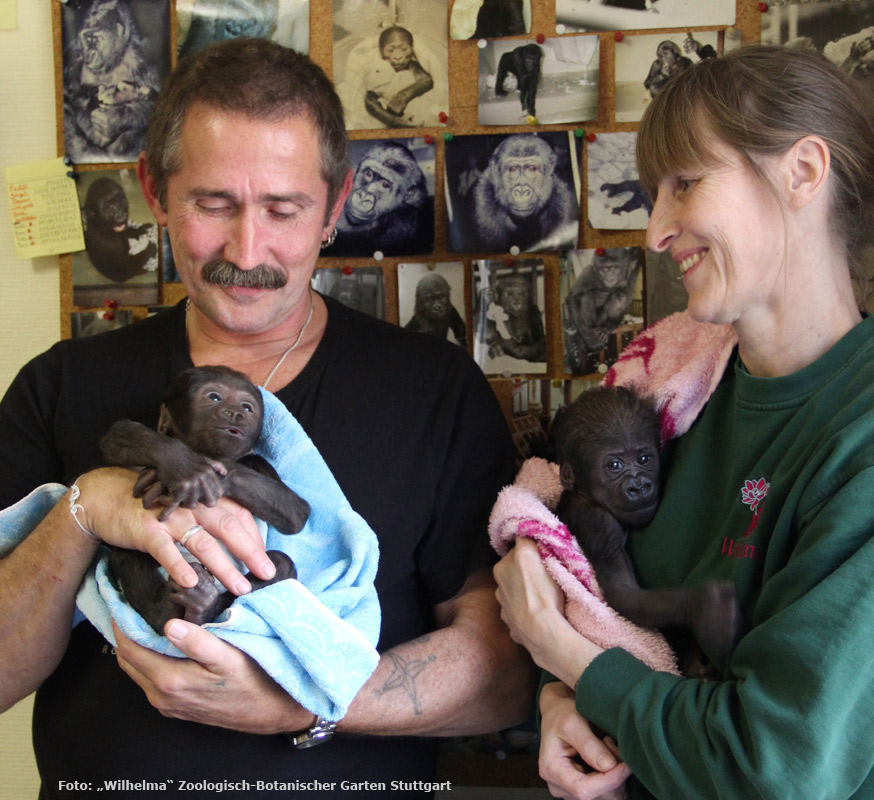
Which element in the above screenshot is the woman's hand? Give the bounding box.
[75,467,276,594]
[539,681,631,800]
[494,537,603,687]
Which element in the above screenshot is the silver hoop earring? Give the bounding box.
[321,228,337,249]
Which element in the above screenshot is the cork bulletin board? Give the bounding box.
[51,0,763,417]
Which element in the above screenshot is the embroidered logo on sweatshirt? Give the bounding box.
[741,478,769,537]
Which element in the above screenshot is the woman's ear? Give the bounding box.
[784,135,831,210]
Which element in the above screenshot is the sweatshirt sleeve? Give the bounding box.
[576,468,874,799]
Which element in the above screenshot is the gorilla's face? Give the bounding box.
[79,12,127,74]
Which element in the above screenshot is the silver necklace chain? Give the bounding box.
[185,291,316,391]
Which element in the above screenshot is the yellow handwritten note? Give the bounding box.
[6,158,85,258]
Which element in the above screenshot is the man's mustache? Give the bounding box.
[202,260,288,290]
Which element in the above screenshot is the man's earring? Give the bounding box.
[321,228,337,249]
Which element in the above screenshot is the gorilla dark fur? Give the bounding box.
[552,385,742,662]
[100,365,310,633]
[404,273,466,344]
[470,135,577,253]
[495,44,543,118]
[83,177,157,283]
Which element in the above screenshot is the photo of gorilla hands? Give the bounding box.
[325,140,434,257]
[61,0,167,163]
[553,386,743,671]
[100,365,310,633]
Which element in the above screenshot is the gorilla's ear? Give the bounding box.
[404,183,426,208]
[157,404,174,436]
[559,461,576,491]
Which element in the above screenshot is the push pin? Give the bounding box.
[504,257,515,267]
[595,247,606,256]
[509,245,520,256]
[104,299,118,309]
[424,134,434,145]
[526,115,538,126]
[438,111,449,124]
[477,39,488,49]
[614,31,624,42]
[342,265,354,275]
[574,128,585,138]
[758,2,768,12]
[442,132,454,142]
[103,311,115,321]
[373,250,384,261]
[536,33,546,44]
[556,24,566,35]
[586,132,597,142]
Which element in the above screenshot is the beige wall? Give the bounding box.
[0,3,61,798]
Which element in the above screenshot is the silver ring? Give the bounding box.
[180,524,203,548]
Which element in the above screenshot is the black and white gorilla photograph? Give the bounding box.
[449,0,531,40]
[445,132,582,254]
[177,0,310,57]
[560,247,643,375]
[322,137,435,258]
[398,262,467,347]
[60,0,169,164]
[473,259,547,376]
[333,0,448,130]
[762,0,874,93]
[311,267,386,319]
[614,30,719,122]
[478,36,599,126]
[645,248,688,326]
[73,169,159,307]
[587,131,650,231]
[70,309,134,339]
[555,0,734,34]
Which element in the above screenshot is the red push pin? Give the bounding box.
[104,299,118,309]
[103,311,115,321]
[504,257,515,267]
[758,2,768,11]
[595,247,606,256]
[438,111,448,124]
[614,31,624,42]
[586,132,597,142]
[342,265,354,275]
[536,33,545,44]
[424,134,434,145]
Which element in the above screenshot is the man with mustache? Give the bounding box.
[0,39,533,797]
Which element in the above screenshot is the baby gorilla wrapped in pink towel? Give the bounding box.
[489,312,738,673]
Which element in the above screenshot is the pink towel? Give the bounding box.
[490,312,736,674]
[490,458,679,674]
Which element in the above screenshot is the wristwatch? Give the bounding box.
[289,716,338,748]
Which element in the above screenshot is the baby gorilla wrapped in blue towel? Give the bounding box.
[100,365,311,633]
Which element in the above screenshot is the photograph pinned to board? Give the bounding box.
[176,0,310,57]
[586,131,650,231]
[73,168,159,308]
[478,35,599,126]
[449,0,530,40]
[761,0,874,92]
[398,262,468,347]
[445,131,582,254]
[473,259,547,376]
[560,247,644,376]
[333,0,449,130]
[614,31,720,123]
[321,137,435,258]
[71,309,135,340]
[645,248,688,326]
[161,229,180,284]
[312,267,386,320]
[60,0,170,164]
[555,0,735,35]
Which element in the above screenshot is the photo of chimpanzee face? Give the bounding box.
[555,0,734,35]
[398,262,467,347]
[449,0,530,40]
[177,0,310,57]
[73,169,159,308]
[333,0,449,130]
[60,0,170,164]
[473,259,547,376]
[311,267,386,320]
[762,0,874,94]
[478,36,599,126]
[614,31,720,122]
[560,247,644,376]
[587,131,650,231]
[445,132,582,254]
[321,138,435,258]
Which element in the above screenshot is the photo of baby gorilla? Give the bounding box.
[399,264,467,346]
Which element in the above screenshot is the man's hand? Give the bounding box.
[112,620,314,734]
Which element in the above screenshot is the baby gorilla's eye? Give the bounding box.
[206,391,222,402]
[638,453,653,465]
[607,459,624,472]
[241,402,255,413]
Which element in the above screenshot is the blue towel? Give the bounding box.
[0,391,381,721]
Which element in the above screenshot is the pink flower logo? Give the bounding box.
[741,478,769,536]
